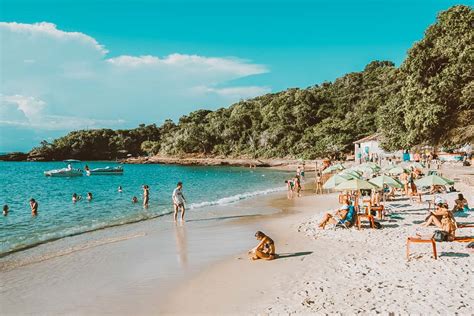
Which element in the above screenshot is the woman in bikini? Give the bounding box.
[248,231,276,260]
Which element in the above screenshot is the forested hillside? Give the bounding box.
[28,5,473,161]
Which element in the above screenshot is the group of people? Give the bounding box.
[285,165,305,199]
[2,182,188,222]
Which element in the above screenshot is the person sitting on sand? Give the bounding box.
[86,192,93,201]
[72,193,81,202]
[30,198,38,216]
[421,202,457,239]
[132,196,138,203]
[318,197,351,229]
[248,231,276,260]
[3,204,8,216]
[430,185,446,194]
[453,193,470,212]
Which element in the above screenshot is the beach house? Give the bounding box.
[353,134,386,164]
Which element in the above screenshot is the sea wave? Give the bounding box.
[188,186,285,209]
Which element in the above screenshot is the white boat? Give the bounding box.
[86,166,124,176]
[44,160,83,177]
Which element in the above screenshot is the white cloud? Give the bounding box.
[0,94,123,130]
[0,22,270,151]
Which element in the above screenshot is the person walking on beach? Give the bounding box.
[30,198,38,216]
[172,182,186,222]
[142,185,149,208]
[3,205,9,216]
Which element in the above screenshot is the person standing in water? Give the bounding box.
[86,192,93,201]
[172,182,186,222]
[3,205,9,216]
[118,186,123,193]
[30,198,38,216]
[142,185,149,208]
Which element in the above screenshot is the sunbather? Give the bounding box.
[453,193,470,212]
[421,203,457,240]
[248,231,276,260]
[318,198,351,229]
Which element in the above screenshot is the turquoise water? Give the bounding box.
[0,162,289,255]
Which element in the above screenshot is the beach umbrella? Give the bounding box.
[352,165,376,175]
[323,174,352,189]
[414,175,454,187]
[322,163,345,174]
[334,179,378,191]
[339,170,362,179]
[369,175,403,189]
[361,162,381,171]
[409,162,425,170]
[386,166,409,175]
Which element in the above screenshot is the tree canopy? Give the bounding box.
[29,5,473,161]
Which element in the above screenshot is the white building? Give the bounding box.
[353,134,387,164]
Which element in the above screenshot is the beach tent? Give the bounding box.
[369,175,403,189]
[385,166,409,175]
[322,163,345,174]
[323,174,352,189]
[334,179,378,191]
[414,175,454,187]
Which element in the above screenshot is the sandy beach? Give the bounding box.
[162,165,474,315]
[1,165,473,315]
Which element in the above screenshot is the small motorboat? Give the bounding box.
[86,166,124,176]
[44,160,83,177]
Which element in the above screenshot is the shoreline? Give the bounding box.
[0,182,303,315]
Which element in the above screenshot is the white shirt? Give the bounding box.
[172,187,185,205]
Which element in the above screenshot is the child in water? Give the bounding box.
[132,196,138,203]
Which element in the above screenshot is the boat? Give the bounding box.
[86,166,124,176]
[44,160,83,177]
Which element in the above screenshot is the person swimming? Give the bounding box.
[86,192,93,201]
[248,231,276,260]
[3,204,8,216]
[118,186,123,193]
[30,198,38,216]
[132,196,138,203]
[72,193,81,202]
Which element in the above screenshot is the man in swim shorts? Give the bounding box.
[173,182,186,222]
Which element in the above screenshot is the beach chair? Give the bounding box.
[355,205,375,229]
[335,205,357,229]
[406,237,437,260]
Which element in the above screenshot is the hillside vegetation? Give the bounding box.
[29,5,473,161]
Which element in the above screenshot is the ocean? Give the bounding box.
[0,161,290,255]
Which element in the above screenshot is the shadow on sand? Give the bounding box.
[276,251,313,259]
[439,252,470,258]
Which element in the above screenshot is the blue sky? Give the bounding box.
[0,0,469,151]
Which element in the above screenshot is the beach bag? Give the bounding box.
[433,230,449,242]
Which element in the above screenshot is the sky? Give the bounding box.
[0,0,469,152]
